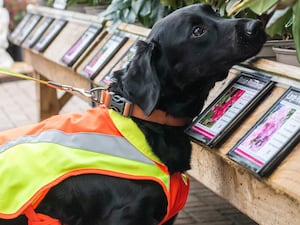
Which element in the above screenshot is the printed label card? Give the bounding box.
[14,14,42,45]
[185,72,274,147]
[9,13,32,42]
[80,32,128,80]
[61,25,103,67]
[33,19,67,52]
[22,17,54,48]
[227,87,300,177]
[99,40,138,86]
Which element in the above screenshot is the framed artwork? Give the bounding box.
[80,32,129,80]
[33,19,67,52]
[185,72,274,148]
[14,14,42,45]
[22,17,54,48]
[227,87,300,177]
[9,13,32,42]
[61,25,103,67]
[99,40,138,86]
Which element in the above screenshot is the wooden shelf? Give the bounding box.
[189,63,300,225]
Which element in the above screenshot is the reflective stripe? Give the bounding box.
[0,142,169,217]
[0,130,154,165]
[109,109,162,163]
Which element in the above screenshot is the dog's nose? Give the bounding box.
[244,20,263,37]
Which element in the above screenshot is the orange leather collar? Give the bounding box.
[130,105,191,126]
[101,90,191,127]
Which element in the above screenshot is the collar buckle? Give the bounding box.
[97,90,133,117]
[108,92,133,117]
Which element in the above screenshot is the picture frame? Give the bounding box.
[33,19,67,52]
[61,25,103,67]
[14,14,42,45]
[8,13,32,43]
[185,72,275,148]
[80,32,129,80]
[22,17,54,49]
[98,40,138,86]
[227,87,300,177]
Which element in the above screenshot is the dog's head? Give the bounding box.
[111,3,266,118]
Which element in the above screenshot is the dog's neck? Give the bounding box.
[101,89,192,126]
[102,87,192,174]
[130,106,192,126]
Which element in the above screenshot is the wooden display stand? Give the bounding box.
[12,4,300,225]
[189,60,300,225]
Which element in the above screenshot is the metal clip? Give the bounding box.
[107,92,133,117]
[89,86,108,104]
[47,81,132,116]
[48,81,107,103]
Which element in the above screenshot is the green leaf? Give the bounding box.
[293,1,300,62]
[123,8,137,23]
[131,0,146,15]
[160,0,177,9]
[266,7,292,37]
[139,0,151,16]
[228,0,278,15]
[137,0,163,27]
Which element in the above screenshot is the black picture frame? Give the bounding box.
[80,32,129,80]
[185,72,275,148]
[9,13,32,43]
[61,25,103,67]
[14,14,42,45]
[98,40,138,86]
[22,17,54,48]
[33,19,67,52]
[227,87,300,177]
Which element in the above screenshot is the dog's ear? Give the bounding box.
[122,40,160,116]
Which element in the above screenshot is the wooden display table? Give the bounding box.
[13,5,300,225]
[189,59,300,225]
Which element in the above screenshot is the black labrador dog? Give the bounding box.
[0,3,266,225]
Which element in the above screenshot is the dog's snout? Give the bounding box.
[244,20,263,38]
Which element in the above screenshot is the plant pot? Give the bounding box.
[84,5,108,15]
[257,40,294,58]
[67,4,86,13]
[272,45,300,67]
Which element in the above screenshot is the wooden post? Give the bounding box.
[34,72,61,120]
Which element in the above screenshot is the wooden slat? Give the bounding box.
[250,58,300,81]
[42,22,88,65]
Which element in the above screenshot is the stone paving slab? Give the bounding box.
[0,78,258,225]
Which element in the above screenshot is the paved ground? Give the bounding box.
[0,76,258,225]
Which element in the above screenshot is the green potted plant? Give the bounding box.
[101,0,228,28]
[48,0,111,14]
[100,0,165,27]
[227,0,300,65]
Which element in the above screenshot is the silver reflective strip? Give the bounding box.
[0,130,154,165]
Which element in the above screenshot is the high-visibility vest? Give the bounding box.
[0,105,189,225]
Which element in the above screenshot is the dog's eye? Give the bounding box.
[191,26,206,37]
[214,9,221,17]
